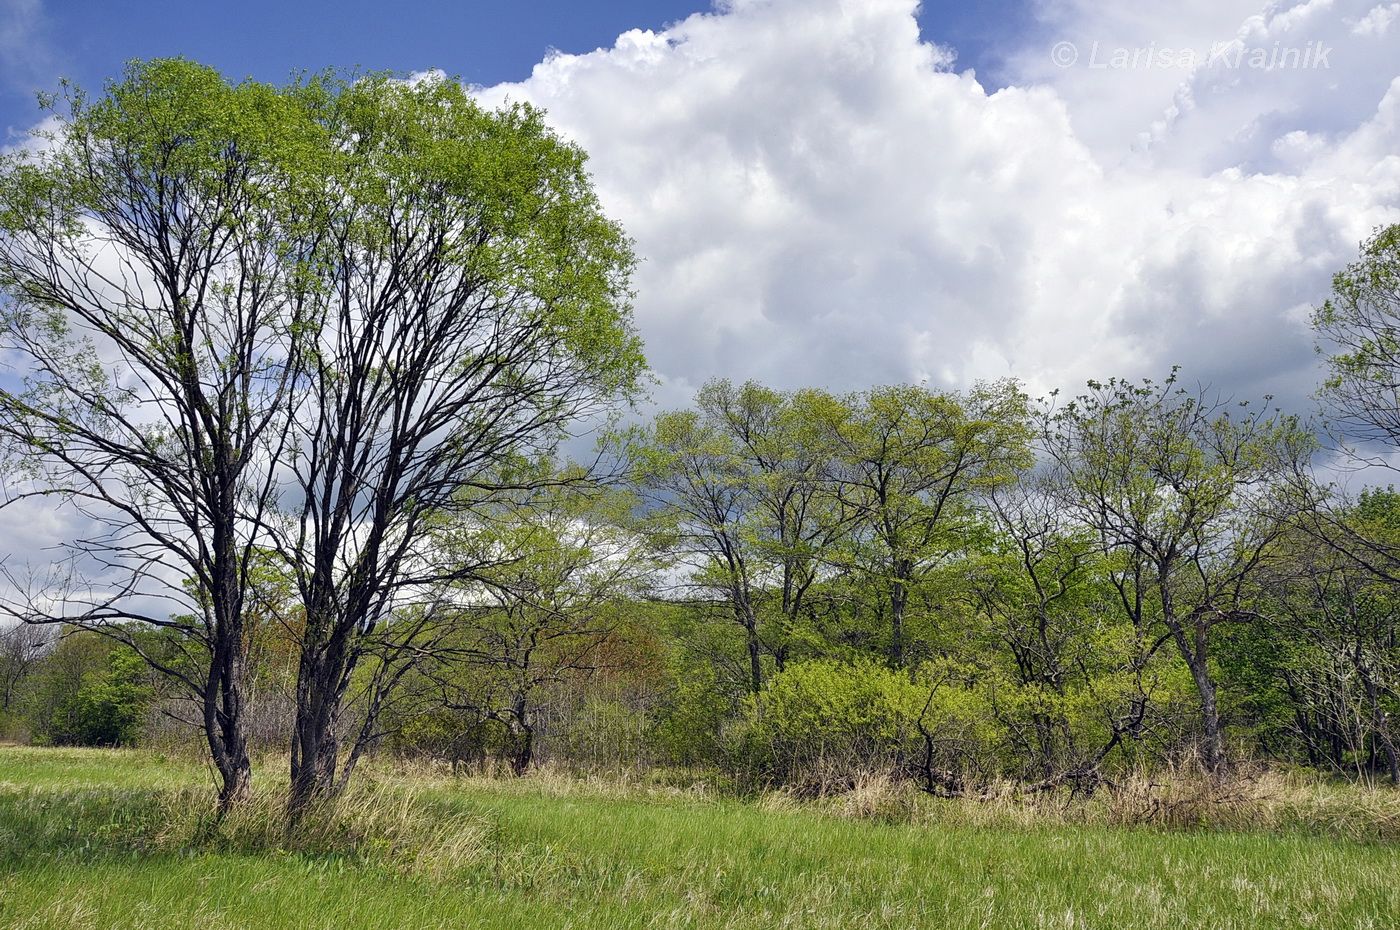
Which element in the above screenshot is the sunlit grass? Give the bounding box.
[1,746,1398,929]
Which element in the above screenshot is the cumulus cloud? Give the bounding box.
[471,0,1400,414]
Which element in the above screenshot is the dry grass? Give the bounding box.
[0,768,488,881]
[383,753,1400,843]
[770,764,1400,842]
[155,781,488,877]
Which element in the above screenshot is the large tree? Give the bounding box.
[824,381,1031,667]
[268,74,645,810]
[0,60,316,807]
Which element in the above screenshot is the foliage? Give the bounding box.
[1315,224,1400,450]
[734,658,926,788]
[23,634,154,747]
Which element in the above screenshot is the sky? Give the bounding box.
[0,0,1398,417]
[0,0,1031,133]
[8,0,1389,416]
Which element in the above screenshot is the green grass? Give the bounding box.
[1,746,1398,929]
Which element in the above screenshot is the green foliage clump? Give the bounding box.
[734,658,925,788]
[29,641,154,748]
[650,663,733,768]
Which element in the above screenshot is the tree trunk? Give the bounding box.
[888,573,908,668]
[289,704,340,815]
[1362,677,1400,785]
[1192,662,1225,773]
[1160,583,1225,773]
[735,586,763,693]
[216,753,253,811]
[208,710,252,813]
[745,624,763,694]
[510,703,535,777]
[206,608,252,814]
[288,627,347,816]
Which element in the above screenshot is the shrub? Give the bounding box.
[649,664,732,767]
[26,639,154,748]
[733,658,926,792]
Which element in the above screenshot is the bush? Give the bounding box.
[30,645,154,747]
[552,695,652,771]
[383,706,502,770]
[649,664,732,767]
[733,658,926,792]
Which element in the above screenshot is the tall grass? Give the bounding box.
[779,765,1400,842]
[1,746,1398,929]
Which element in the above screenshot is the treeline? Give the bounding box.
[6,368,1400,795]
[1,59,1398,812]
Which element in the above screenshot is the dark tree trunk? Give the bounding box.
[289,705,340,814]
[207,535,253,813]
[289,625,348,815]
[888,573,908,668]
[1192,663,1225,773]
[206,649,252,811]
[735,587,763,693]
[1362,678,1400,784]
[745,627,763,695]
[506,694,535,776]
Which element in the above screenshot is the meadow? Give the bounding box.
[1,746,1398,929]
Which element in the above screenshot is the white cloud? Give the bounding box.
[1353,3,1400,37]
[1007,0,1267,159]
[5,0,1400,585]
[473,0,1400,413]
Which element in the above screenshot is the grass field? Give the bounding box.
[2,747,1399,929]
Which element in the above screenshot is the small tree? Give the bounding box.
[699,381,849,671]
[430,477,657,775]
[1315,225,1400,455]
[1042,374,1311,772]
[0,623,50,715]
[630,381,848,693]
[630,401,768,693]
[1253,491,1400,782]
[967,474,1154,785]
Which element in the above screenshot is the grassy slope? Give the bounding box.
[1,747,1398,929]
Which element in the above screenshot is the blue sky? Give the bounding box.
[0,0,1033,137]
